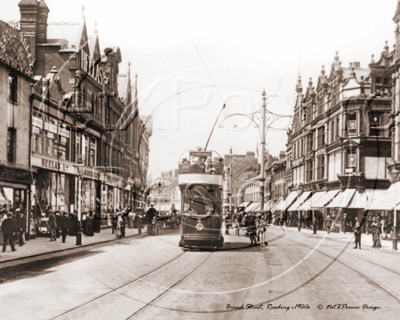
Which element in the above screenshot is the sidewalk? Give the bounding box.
[0,227,141,265]
[274,225,400,254]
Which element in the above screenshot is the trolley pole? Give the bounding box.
[260,89,266,213]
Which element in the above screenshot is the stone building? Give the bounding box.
[286,50,392,231]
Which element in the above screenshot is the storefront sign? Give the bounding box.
[32,117,43,128]
[41,159,68,172]
[80,50,104,85]
[82,169,100,180]
[0,165,32,183]
[59,128,70,138]
[44,122,58,134]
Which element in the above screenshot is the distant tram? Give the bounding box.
[178,150,224,249]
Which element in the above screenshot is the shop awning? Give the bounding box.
[270,198,282,213]
[325,189,356,208]
[238,202,251,208]
[348,189,387,209]
[250,203,261,212]
[264,200,274,211]
[366,182,400,210]
[297,192,325,211]
[310,190,340,208]
[281,191,299,211]
[287,191,312,211]
[245,202,258,212]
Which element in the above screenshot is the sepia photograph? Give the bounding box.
[0,0,399,319]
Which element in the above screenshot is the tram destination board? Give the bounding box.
[189,151,212,158]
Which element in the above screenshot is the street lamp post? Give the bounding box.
[260,90,267,213]
[219,89,292,217]
[74,163,86,245]
[229,147,233,214]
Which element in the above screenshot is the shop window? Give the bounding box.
[8,73,18,104]
[58,125,70,161]
[7,128,16,164]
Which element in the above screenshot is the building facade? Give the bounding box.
[0,19,35,237]
[15,0,150,230]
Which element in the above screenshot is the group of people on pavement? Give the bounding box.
[0,208,27,252]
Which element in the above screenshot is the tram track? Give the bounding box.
[125,252,213,319]
[49,250,187,320]
[268,226,400,278]
[264,227,400,305]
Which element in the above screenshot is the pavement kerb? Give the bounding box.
[0,231,146,266]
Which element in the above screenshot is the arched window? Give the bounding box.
[8,72,18,104]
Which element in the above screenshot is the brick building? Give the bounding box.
[16,0,149,230]
[0,19,35,237]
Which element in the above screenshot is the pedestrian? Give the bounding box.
[341,213,347,234]
[353,217,361,250]
[312,215,318,234]
[55,211,61,238]
[248,215,257,246]
[85,211,94,236]
[111,210,117,234]
[380,216,386,239]
[325,214,332,234]
[48,210,57,241]
[93,210,101,233]
[258,215,267,246]
[16,208,26,246]
[120,210,126,238]
[81,212,88,235]
[2,212,17,252]
[372,217,381,249]
[59,212,69,243]
[115,214,122,239]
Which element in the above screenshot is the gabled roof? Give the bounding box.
[394,0,400,23]
[89,30,101,61]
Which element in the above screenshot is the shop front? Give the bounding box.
[0,164,33,240]
[102,173,124,226]
[31,155,76,236]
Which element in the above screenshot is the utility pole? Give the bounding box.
[229,147,233,214]
[260,89,266,213]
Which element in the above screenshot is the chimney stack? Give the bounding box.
[18,0,38,60]
[37,0,49,44]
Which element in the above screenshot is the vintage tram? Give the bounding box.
[178,150,224,249]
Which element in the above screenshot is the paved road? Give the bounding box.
[1,226,399,320]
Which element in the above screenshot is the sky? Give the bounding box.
[0,0,397,181]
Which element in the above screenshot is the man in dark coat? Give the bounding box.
[353,217,361,249]
[48,210,57,241]
[312,215,318,234]
[2,213,16,252]
[325,214,332,234]
[59,212,69,243]
[55,211,62,238]
[16,208,26,246]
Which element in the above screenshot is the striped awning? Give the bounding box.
[287,191,312,211]
[325,189,356,208]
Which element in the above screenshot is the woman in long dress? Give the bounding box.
[372,217,381,248]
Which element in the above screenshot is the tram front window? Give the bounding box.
[182,184,221,216]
